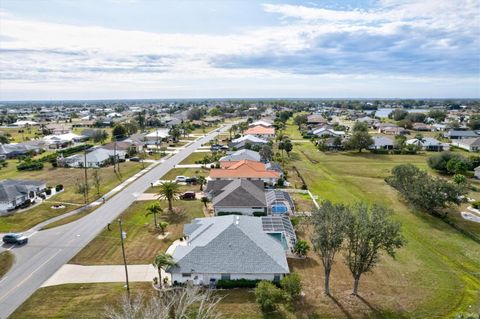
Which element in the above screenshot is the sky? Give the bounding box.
[0,0,479,100]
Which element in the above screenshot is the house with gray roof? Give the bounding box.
[369,136,394,150]
[0,179,46,214]
[229,135,268,150]
[0,143,42,158]
[61,147,126,168]
[168,215,290,285]
[407,137,448,151]
[451,137,480,152]
[219,149,261,163]
[210,179,267,216]
[445,130,479,140]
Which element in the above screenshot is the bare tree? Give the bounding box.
[310,200,349,295]
[104,286,223,319]
[92,169,102,196]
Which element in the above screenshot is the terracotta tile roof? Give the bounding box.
[244,125,275,135]
[210,160,280,179]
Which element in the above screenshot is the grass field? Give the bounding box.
[0,161,144,232]
[179,151,213,164]
[0,251,14,279]
[40,206,96,230]
[9,282,152,319]
[0,127,42,143]
[70,198,205,265]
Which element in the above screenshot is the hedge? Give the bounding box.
[216,212,243,216]
[17,160,43,171]
[253,211,267,217]
[216,279,260,289]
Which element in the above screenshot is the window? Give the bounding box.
[221,274,231,280]
[182,273,191,277]
[273,274,281,282]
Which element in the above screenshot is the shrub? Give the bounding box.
[45,187,52,195]
[217,279,260,289]
[294,240,310,257]
[255,281,285,313]
[472,201,480,210]
[55,184,64,192]
[216,211,243,216]
[17,159,43,171]
[253,211,267,217]
[280,273,302,299]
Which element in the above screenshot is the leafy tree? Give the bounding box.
[198,176,206,191]
[389,109,408,121]
[255,281,285,313]
[201,196,210,208]
[280,273,302,299]
[446,158,469,175]
[124,121,138,135]
[294,114,308,127]
[169,127,182,142]
[427,152,467,174]
[394,135,407,150]
[352,121,368,132]
[406,112,426,123]
[157,221,169,235]
[112,124,127,140]
[467,115,480,130]
[347,131,373,152]
[92,130,108,143]
[209,107,221,117]
[293,240,310,257]
[187,107,204,121]
[145,202,163,228]
[259,145,273,162]
[157,181,181,211]
[152,253,176,289]
[0,135,9,144]
[310,200,349,295]
[428,109,447,122]
[284,140,293,157]
[386,164,466,216]
[344,203,405,295]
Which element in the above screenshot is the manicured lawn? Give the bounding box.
[0,127,42,143]
[0,251,14,279]
[161,167,210,181]
[0,161,144,232]
[71,198,205,265]
[179,151,213,164]
[10,282,151,319]
[40,206,96,230]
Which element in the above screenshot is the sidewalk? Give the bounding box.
[41,264,157,287]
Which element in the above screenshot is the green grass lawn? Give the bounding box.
[179,151,213,164]
[70,198,205,265]
[40,206,97,230]
[0,161,144,232]
[0,127,43,143]
[0,251,14,279]
[9,282,152,319]
[161,167,210,180]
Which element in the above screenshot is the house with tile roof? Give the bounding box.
[243,125,275,139]
[168,215,290,285]
[209,160,281,184]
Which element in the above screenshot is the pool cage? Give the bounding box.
[266,190,296,215]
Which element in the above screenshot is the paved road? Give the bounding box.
[0,123,234,319]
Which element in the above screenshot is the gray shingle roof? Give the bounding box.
[169,215,289,274]
[212,179,266,207]
[0,179,46,202]
[219,149,261,162]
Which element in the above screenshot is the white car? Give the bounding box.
[175,176,188,183]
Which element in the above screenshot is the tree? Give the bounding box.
[428,151,466,174]
[187,107,203,121]
[145,202,163,229]
[467,115,480,130]
[293,240,310,257]
[352,121,369,133]
[347,131,373,152]
[91,169,102,196]
[446,158,469,175]
[105,285,222,319]
[280,273,302,299]
[152,253,176,289]
[112,124,127,140]
[157,181,181,211]
[198,176,206,191]
[389,109,408,121]
[201,196,210,208]
[158,221,169,235]
[310,200,350,295]
[0,135,9,144]
[284,140,293,157]
[344,203,405,295]
[169,126,181,142]
[255,281,285,313]
[124,121,138,135]
[259,145,273,162]
[394,135,407,150]
[294,114,308,127]
[428,109,447,122]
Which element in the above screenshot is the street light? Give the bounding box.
[118,219,130,297]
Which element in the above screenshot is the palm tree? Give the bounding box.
[145,202,163,228]
[153,253,176,288]
[158,221,169,235]
[157,181,181,211]
[197,176,206,191]
[201,196,210,208]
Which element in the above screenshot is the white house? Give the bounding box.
[0,179,46,214]
[451,137,480,152]
[62,147,126,168]
[168,215,290,285]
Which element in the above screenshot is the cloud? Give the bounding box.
[0,1,479,99]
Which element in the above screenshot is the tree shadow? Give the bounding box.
[356,294,411,319]
[327,294,354,319]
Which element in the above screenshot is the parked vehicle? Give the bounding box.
[185,177,198,184]
[175,176,188,183]
[180,191,196,200]
[2,233,28,245]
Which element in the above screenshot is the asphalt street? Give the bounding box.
[0,123,233,319]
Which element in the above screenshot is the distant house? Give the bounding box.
[407,137,447,151]
[307,114,328,125]
[475,166,480,179]
[445,130,479,140]
[412,123,433,131]
[102,140,142,153]
[145,129,170,144]
[168,215,290,285]
[62,147,126,168]
[9,120,39,127]
[370,136,394,150]
[209,160,280,184]
[209,179,267,216]
[312,127,345,138]
[0,143,42,158]
[219,149,261,163]
[379,126,408,135]
[249,120,272,127]
[0,179,46,214]
[43,133,88,149]
[46,123,72,135]
[243,125,275,139]
[451,137,480,152]
[229,135,268,150]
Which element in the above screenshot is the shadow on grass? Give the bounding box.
[327,294,354,319]
[288,256,320,270]
[356,295,411,319]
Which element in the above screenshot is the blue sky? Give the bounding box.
[0,0,479,100]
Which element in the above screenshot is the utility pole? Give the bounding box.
[83,148,88,204]
[118,219,130,297]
